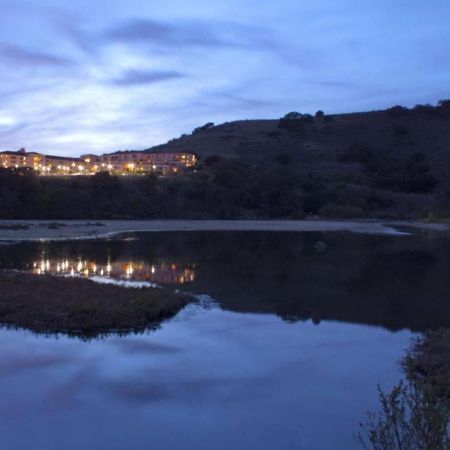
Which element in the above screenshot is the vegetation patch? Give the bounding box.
[358,330,450,449]
[0,271,191,337]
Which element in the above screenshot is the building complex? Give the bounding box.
[0,149,197,176]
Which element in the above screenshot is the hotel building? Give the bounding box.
[0,149,197,176]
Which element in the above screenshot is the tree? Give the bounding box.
[315,110,325,118]
[282,112,302,120]
[193,122,215,134]
[387,105,409,116]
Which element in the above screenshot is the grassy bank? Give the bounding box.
[0,271,191,337]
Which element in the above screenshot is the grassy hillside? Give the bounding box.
[141,102,450,219]
[147,104,450,184]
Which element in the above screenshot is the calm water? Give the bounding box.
[0,230,449,450]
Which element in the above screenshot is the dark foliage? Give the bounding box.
[193,122,215,134]
[315,110,325,118]
[365,152,437,194]
[387,105,410,116]
[338,146,437,194]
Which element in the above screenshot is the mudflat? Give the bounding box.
[0,219,448,241]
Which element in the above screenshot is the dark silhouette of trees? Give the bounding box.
[193,122,215,134]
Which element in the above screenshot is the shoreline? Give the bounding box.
[0,219,449,241]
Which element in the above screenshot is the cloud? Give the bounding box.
[105,17,323,71]
[107,18,234,49]
[0,43,72,66]
[111,69,186,86]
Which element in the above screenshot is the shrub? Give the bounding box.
[413,104,436,114]
[387,105,409,116]
[357,381,450,450]
[193,122,215,134]
[365,152,437,194]
[315,110,325,118]
[282,112,302,120]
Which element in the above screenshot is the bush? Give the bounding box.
[193,122,215,134]
[365,152,437,194]
[315,110,325,118]
[413,104,436,114]
[387,105,409,116]
[358,381,450,450]
[282,112,302,120]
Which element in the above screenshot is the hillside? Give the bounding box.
[147,105,450,182]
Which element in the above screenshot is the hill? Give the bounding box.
[147,103,450,183]
[140,101,450,219]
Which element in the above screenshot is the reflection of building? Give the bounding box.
[30,258,195,285]
[0,148,197,176]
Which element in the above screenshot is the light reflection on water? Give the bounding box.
[29,257,196,285]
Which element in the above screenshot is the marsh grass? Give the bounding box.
[0,271,191,337]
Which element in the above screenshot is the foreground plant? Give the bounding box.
[358,330,450,450]
[358,381,450,450]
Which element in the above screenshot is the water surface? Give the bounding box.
[0,230,449,449]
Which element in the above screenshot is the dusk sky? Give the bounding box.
[0,0,449,156]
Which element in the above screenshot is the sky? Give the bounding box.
[0,0,449,156]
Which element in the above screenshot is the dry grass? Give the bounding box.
[0,271,191,337]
